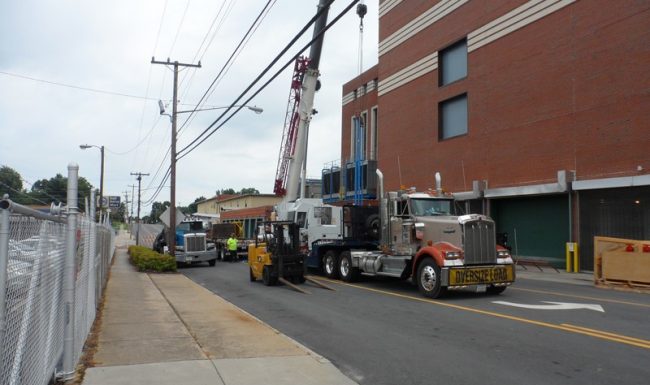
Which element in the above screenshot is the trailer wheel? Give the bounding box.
[262,266,277,286]
[339,251,360,282]
[249,267,256,282]
[416,259,446,298]
[323,251,340,279]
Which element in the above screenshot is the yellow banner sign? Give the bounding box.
[449,265,514,286]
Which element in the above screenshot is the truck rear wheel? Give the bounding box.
[416,259,446,298]
[323,251,339,279]
[339,251,360,282]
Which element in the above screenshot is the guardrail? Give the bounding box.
[0,164,115,385]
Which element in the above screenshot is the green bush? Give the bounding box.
[128,245,177,272]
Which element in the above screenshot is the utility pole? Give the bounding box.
[130,172,149,246]
[123,190,130,223]
[151,57,201,257]
[128,184,136,223]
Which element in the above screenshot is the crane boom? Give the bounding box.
[274,57,310,197]
[281,0,331,203]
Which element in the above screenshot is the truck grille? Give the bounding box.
[463,219,497,265]
[184,234,206,252]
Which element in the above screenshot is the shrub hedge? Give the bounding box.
[128,245,177,272]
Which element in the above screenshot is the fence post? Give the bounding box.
[0,195,10,344]
[61,163,79,381]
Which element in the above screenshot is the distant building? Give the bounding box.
[341,0,650,269]
[195,194,281,222]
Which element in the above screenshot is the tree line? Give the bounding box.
[0,165,126,222]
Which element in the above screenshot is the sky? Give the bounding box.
[0,0,378,215]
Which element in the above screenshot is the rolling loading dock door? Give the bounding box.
[491,195,569,267]
[578,186,650,271]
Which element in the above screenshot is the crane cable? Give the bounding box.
[356,1,367,74]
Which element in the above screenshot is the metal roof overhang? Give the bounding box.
[572,174,650,191]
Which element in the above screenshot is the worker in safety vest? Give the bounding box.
[227,233,238,262]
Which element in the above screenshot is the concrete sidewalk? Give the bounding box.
[82,231,357,385]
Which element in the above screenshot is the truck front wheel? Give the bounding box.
[323,251,339,279]
[262,266,277,286]
[416,259,446,298]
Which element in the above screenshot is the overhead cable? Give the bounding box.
[178,0,358,160]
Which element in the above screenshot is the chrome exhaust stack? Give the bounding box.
[376,169,389,246]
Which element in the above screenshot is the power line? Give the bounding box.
[168,0,191,57]
[178,0,334,157]
[0,69,223,108]
[177,0,275,136]
[179,0,357,160]
[0,70,154,101]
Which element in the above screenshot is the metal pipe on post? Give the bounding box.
[61,163,79,381]
[0,194,10,345]
[99,145,104,218]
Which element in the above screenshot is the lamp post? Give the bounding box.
[157,99,263,256]
[79,144,104,217]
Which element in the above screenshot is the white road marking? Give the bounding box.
[493,301,605,312]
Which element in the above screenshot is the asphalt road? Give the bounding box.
[182,262,650,385]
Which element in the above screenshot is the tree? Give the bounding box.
[109,203,127,223]
[0,166,25,202]
[148,201,170,223]
[29,173,93,211]
[239,187,260,195]
[216,188,236,195]
[187,196,206,214]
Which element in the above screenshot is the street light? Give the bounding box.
[156,99,263,257]
[79,144,104,216]
[158,100,263,120]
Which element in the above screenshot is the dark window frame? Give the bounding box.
[438,93,469,141]
[438,38,468,87]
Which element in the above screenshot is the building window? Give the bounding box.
[439,39,467,86]
[439,94,468,140]
[370,106,378,160]
[350,112,368,161]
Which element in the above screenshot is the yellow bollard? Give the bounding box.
[566,242,579,272]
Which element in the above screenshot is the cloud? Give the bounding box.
[0,0,379,215]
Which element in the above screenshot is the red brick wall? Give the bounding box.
[361,0,650,192]
[341,65,379,163]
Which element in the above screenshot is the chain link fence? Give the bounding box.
[1,165,115,385]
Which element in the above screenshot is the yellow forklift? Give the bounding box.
[248,221,333,293]
[248,221,305,286]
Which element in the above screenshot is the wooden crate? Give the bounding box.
[594,236,650,287]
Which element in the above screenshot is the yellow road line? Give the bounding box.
[561,324,650,347]
[314,277,650,350]
[510,287,650,308]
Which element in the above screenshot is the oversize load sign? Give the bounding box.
[449,265,514,286]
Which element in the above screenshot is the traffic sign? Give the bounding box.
[108,196,120,208]
[159,206,184,227]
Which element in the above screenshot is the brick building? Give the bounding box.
[340,0,650,269]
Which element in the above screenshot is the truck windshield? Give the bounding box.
[410,198,453,216]
[177,222,204,232]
